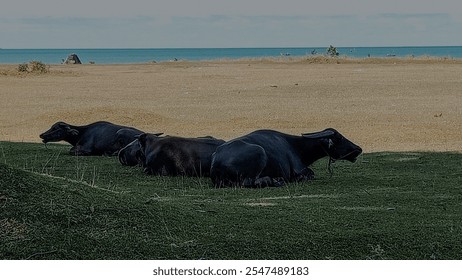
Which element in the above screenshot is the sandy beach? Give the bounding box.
[1,58,461,153]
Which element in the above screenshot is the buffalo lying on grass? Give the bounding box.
[39,121,144,156]
[210,128,362,187]
[137,133,225,177]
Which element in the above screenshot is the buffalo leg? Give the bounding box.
[294,167,315,182]
[69,145,92,156]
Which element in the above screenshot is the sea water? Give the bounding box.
[1,46,461,64]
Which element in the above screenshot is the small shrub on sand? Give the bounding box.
[29,61,49,73]
[16,61,50,74]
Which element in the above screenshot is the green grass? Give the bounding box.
[1,141,461,260]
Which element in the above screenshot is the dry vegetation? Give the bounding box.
[1,57,461,152]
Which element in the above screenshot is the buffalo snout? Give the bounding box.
[340,143,362,162]
[346,146,362,162]
[39,131,53,143]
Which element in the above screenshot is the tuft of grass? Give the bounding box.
[1,141,461,259]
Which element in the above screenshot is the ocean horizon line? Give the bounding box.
[1,46,462,64]
[1,45,462,50]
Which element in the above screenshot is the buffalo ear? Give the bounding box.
[68,128,79,136]
[302,130,335,139]
[57,122,69,128]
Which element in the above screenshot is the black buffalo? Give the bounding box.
[210,128,362,187]
[137,133,225,176]
[39,121,144,156]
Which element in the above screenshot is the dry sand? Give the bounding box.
[1,58,461,153]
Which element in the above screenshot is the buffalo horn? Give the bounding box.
[302,130,335,139]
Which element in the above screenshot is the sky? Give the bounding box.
[1,0,461,48]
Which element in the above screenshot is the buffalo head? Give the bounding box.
[120,132,162,167]
[302,128,362,162]
[118,139,145,166]
[39,122,79,144]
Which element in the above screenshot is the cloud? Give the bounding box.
[378,13,451,20]
[2,16,155,28]
[0,16,160,48]
[1,12,462,48]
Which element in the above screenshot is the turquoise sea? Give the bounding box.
[1,46,461,64]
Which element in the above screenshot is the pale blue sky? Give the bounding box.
[1,0,461,48]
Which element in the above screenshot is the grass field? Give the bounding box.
[1,141,461,260]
